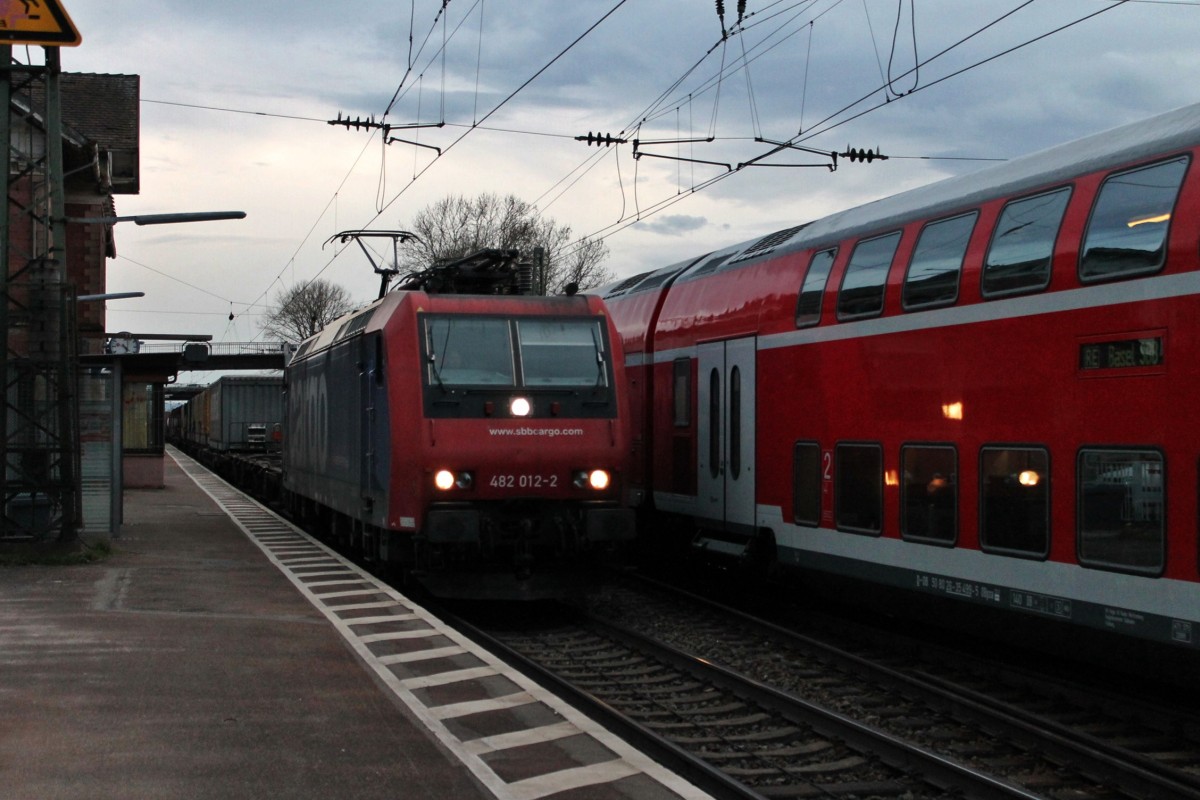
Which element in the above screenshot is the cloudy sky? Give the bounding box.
[49,0,1200,360]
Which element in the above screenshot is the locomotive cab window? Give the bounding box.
[1079,157,1189,282]
[980,446,1049,557]
[517,319,607,387]
[426,317,515,386]
[425,316,608,389]
[837,233,901,320]
[901,445,957,544]
[835,443,883,535]
[903,213,977,310]
[794,248,837,327]
[982,187,1071,297]
[1077,449,1164,575]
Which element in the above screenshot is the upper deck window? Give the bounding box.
[794,248,836,327]
[903,212,977,310]
[837,232,901,320]
[982,187,1071,297]
[1079,156,1189,282]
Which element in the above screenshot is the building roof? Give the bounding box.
[59,73,139,153]
[22,72,140,194]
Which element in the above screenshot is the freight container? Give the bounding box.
[203,375,284,451]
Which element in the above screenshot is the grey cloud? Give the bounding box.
[638,214,708,237]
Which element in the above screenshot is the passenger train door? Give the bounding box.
[696,337,756,535]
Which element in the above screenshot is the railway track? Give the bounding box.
[449,572,1200,799]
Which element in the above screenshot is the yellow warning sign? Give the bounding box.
[0,0,81,47]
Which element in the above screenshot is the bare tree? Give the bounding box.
[398,193,613,294]
[261,279,355,343]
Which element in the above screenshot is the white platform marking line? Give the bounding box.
[310,589,385,600]
[377,645,467,664]
[329,600,410,612]
[358,629,441,643]
[428,692,537,720]
[401,665,500,690]
[305,579,374,588]
[171,448,715,800]
[462,721,581,756]
[344,614,421,626]
[508,760,642,800]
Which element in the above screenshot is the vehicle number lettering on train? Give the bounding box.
[490,474,558,489]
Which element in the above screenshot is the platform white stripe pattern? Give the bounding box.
[169,448,713,800]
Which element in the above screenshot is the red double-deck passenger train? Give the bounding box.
[601,102,1200,650]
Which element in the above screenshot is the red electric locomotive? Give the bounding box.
[285,247,635,597]
[601,102,1200,651]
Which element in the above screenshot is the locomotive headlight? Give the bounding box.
[509,396,532,417]
[574,469,611,490]
[1017,470,1040,487]
[434,470,474,491]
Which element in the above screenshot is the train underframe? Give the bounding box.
[174,443,634,598]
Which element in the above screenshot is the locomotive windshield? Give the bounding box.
[516,319,606,387]
[426,317,516,386]
[425,315,607,389]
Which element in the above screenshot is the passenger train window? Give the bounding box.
[900,445,957,544]
[982,187,1071,297]
[902,213,977,310]
[835,443,882,535]
[673,359,691,427]
[792,442,821,526]
[1080,157,1189,282]
[837,233,901,320]
[1077,449,1164,575]
[708,369,720,480]
[979,446,1050,557]
[794,248,837,327]
[729,367,742,479]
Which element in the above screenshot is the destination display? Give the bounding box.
[1079,336,1163,371]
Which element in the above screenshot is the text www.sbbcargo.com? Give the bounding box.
[488,427,584,437]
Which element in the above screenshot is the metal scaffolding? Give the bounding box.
[2,46,80,540]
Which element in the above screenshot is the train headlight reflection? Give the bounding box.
[1017,470,1040,487]
[574,469,610,490]
[510,396,532,417]
[434,469,473,491]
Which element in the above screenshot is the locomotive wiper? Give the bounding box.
[591,325,607,393]
[428,353,449,393]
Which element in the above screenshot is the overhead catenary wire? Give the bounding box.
[552,0,1135,264]
[123,0,1155,343]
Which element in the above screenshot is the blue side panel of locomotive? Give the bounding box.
[284,330,391,530]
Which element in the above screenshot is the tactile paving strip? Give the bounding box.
[171,448,711,800]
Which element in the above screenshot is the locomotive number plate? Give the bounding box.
[489,473,559,489]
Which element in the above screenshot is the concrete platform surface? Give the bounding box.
[0,457,493,800]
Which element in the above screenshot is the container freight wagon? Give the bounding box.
[202,375,284,451]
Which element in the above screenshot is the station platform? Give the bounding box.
[0,452,710,800]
